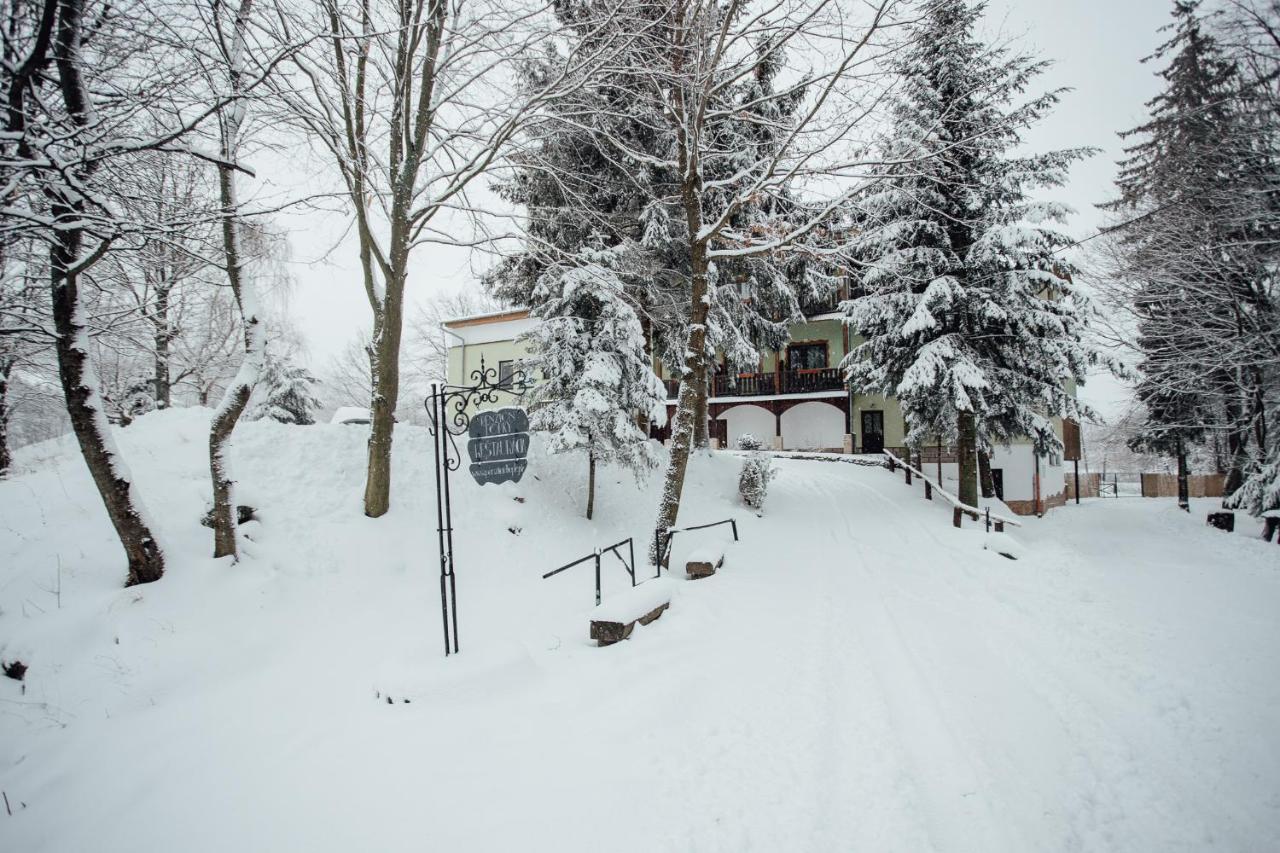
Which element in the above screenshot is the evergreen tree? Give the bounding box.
[842,0,1096,507]
[1105,0,1279,510]
[248,350,324,425]
[522,242,666,520]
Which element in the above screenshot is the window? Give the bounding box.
[498,360,515,388]
[787,343,828,370]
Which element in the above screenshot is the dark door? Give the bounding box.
[860,411,884,454]
[991,468,1004,501]
[712,418,728,448]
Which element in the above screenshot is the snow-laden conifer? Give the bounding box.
[523,243,666,520]
[248,351,324,425]
[842,0,1096,507]
[1101,0,1280,516]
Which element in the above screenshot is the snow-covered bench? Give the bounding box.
[589,578,676,646]
[685,543,726,579]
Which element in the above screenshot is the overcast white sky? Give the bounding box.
[276,0,1177,421]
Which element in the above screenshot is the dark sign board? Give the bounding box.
[1063,418,1082,462]
[466,407,529,485]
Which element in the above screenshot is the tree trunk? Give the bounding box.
[206,0,260,560]
[0,356,13,476]
[153,283,172,409]
[586,451,595,520]
[957,410,978,508]
[693,365,709,448]
[208,162,260,560]
[1176,440,1190,512]
[651,240,712,563]
[1222,387,1249,498]
[52,233,166,585]
[363,272,405,518]
[978,449,995,499]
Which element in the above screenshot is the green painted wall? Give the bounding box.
[454,315,1070,450]
[445,338,534,414]
[446,338,532,388]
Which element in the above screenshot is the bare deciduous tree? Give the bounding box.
[273,0,626,517]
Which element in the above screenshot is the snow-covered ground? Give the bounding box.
[1,410,1277,852]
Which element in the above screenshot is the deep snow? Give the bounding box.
[1,409,1278,852]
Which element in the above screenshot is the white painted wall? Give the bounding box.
[990,445,1037,502]
[719,404,775,448]
[781,402,845,450]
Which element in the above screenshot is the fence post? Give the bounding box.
[628,539,636,587]
[594,551,601,606]
[905,464,912,485]
[953,506,963,528]
[985,507,991,533]
[730,519,739,541]
[925,481,932,500]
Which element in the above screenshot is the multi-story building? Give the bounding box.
[442,301,1074,515]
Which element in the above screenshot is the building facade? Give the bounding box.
[443,305,1073,515]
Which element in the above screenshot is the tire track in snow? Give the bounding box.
[798,469,1022,853]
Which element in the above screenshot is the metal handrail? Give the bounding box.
[655,518,740,572]
[883,451,1022,530]
[543,538,641,606]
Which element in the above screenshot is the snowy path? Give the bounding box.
[589,460,1280,852]
[2,416,1278,852]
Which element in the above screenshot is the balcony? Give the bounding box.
[663,368,846,400]
[800,295,841,316]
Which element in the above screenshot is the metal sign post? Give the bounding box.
[425,356,528,656]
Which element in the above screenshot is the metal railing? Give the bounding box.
[883,451,1022,531]
[542,538,644,606]
[655,518,740,572]
[663,369,846,400]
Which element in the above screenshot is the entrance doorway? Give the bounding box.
[860,411,884,454]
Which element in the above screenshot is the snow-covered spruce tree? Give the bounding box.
[522,243,665,520]
[247,349,324,425]
[1102,0,1280,509]
[841,0,1096,509]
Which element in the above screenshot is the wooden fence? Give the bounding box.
[1139,473,1226,498]
[1066,472,1227,498]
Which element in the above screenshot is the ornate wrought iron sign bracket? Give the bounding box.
[424,355,530,656]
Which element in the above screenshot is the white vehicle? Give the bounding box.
[329,406,371,426]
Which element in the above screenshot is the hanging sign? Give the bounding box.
[467,408,530,485]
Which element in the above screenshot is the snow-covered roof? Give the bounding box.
[442,308,537,347]
[441,307,530,327]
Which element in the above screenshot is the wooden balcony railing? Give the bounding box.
[662,368,845,399]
